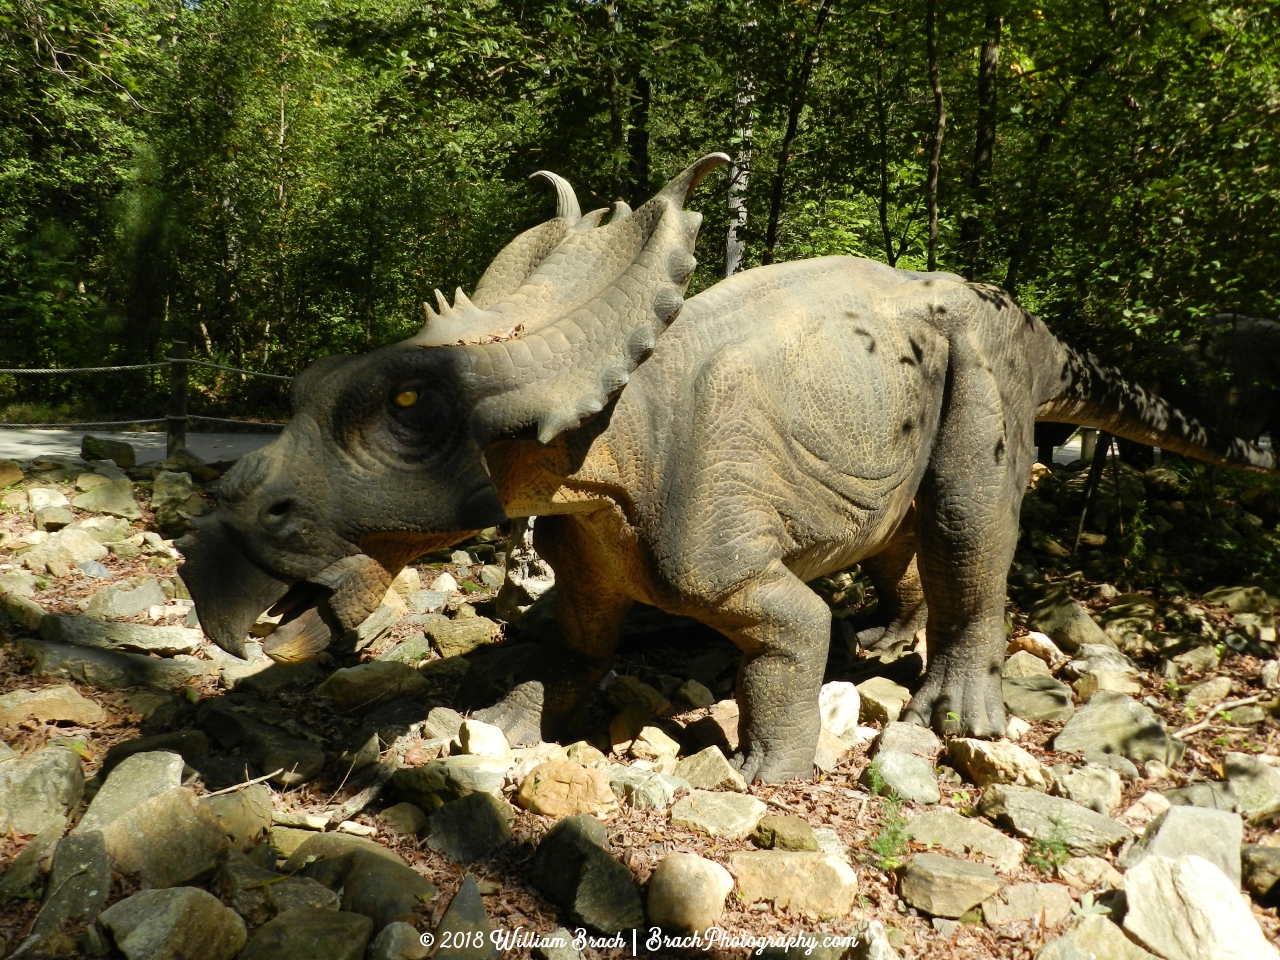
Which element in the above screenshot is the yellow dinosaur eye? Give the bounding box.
[394,390,418,408]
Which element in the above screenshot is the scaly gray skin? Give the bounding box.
[179,155,1279,783]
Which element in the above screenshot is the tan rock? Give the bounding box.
[1073,670,1142,701]
[948,738,1047,789]
[1007,631,1068,670]
[674,746,747,793]
[0,684,104,726]
[1058,855,1124,890]
[516,761,618,818]
[1185,675,1232,708]
[628,725,680,763]
[982,882,1073,927]
[856,677,911,724]
[727,851,858,920]
[101,787,231,888]
[646,854,734,933]
[1004,650,1052,679]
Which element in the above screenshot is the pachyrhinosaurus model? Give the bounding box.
[179,155,1277,783]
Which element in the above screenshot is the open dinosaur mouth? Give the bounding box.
[259,582,344,664]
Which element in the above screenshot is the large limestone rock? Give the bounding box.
[948,739,1047,789]
[673,746,747,792]
[391,756,508,811]
[1046,763,1122,815]
[726,851,858,920]
[212,851,340,926]
[1036,915,1157,960]
[903,809,1024,872]
[20,527,109,575]
[42,614,202,655]
[0,743,83,834]
[20,831,111,953]
[1002,676,1075,723]
[316,661,429,712]
[857,677,911,723]
[0,683,104,726]
[861,749,940,804]
[100,787,232,887]
[530,815,644,934]
[81,434,137,467]
[1123,855,1279,960]
[423,617,498,658]
[898,852,1000,918]
[646,854,734,933]
[83,579,167,620]
[978,785,1133,856]
[1244,844,1280,902]
[72,477,142,519]
[1053,692,1181,765]
[1027,587,1112,652]
[1120,805,1243,886]
[426,792,514,863]
[79,749,184,833]
[19,637,204,691]
[202,783,274,849]
[434,875,498,960]
[982,882,1073,927]
[1225,752,1280,824]
[100,886,247,960]
[871,721,942,759]
[239,907,374,960]
[516,761,619,817]
[669,790,767,840]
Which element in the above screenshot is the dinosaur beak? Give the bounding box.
[177,516,293,660]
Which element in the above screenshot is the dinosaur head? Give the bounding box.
[179,154,727,662]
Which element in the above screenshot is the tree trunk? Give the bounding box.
[925,0,945,272]
[725,71,754,277]
[876,47,895,266]
[626,72,650,205]
[958,5,1001,278]
[762,0,834,265]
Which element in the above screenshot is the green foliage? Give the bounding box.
[1026,818,1071,875]
[1,0,1276,422]
[866,758,910,870]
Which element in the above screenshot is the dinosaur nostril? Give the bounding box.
[266,500,292,519]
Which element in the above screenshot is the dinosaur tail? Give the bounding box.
[1037,338,1279,475]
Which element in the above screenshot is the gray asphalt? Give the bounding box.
[0,429,274,464]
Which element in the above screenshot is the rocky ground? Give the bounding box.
[1,438,1280,960]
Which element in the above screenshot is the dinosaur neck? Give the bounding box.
[485,432,630,520]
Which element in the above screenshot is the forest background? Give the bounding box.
[0,0,1277,423]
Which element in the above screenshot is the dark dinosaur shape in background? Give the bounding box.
[178,156,1278,783]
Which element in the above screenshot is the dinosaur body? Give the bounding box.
[179,157,1278,782]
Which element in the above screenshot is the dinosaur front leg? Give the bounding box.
[705,560,831,783]
[474,514,632,745]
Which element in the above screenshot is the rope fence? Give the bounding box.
[0,341,293,455]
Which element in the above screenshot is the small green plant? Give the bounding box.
[1027,817,1072,875]
[1213,735,1231,747]
[867,759,910,870]
[1071,891,1111,919]
[1164,678,1181,698]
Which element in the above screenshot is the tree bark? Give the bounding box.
[762,0,834,265]
[725,70,754,277]
[958,5,1002,278]
[925,0,945,272]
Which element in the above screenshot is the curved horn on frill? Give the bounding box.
[530,170,582,223]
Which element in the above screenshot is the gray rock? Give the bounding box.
[978,785,1133,856]
[1053,692,1182,766]
[606,765,687,811]
[427,792,514,863]
[669,789,767,839]
[71,515,132,543]
[213,850,340,925]
[0,813,66,899]
[1225,752,1280,824]
[284,832,404,874]
[0,744,84,834]
[100,886,246,960]
[78,749,184,834]
[102,731,210,776]
[674,745,748,792]
[1082,750,1140,779]
[646,853,734,933]
[18,637,205,690]
[27,487,69,511]
[1037,915,1157,960]
[34,505,73,531]
[898,852,1001,918]
[1119,805,1242,886]
[434,875,498,959]
[369,921,430,960]
[871,721,942,759]
[72,477,142,519]
[861,750,940,804]
[532,929,584,960]
[151,471,196,508]
[201,783,273,849]
[1047,764,1122,815]
[390,756,508,811]
[100,786,231,887]
[1002,675,1075,723]
[81,435,137,467]
[982,882,1073,927]
[903,809,1024,872]
[379,802,429,836]
[409,590,449,614]
[751,814,820,852]
[196,698,325,787]
[1123,854,1278,960]
[297,846,437,932]
[83,579,167,620]
[78,559,110,578]
[22,831,111,953]
[1163,781,1237,811]
[423,617,497,658]
[20,527,109,574]
[239,907,374,960]
[1004,650,1052,678]
[1243,844,1280,902]
[375,634,434,666]
[316,661,429,712]
[1027,587,1112,652]
[530,815,644,934]
[41,614,202,655]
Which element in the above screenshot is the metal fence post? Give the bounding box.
[168,340,188,457]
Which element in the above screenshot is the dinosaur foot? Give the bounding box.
[901,658,1006,739]
[472,680,546,747]
[733,741,817,785]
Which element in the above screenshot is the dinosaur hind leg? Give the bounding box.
[856,506,927,657]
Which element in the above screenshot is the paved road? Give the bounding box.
[0,429,275,464]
